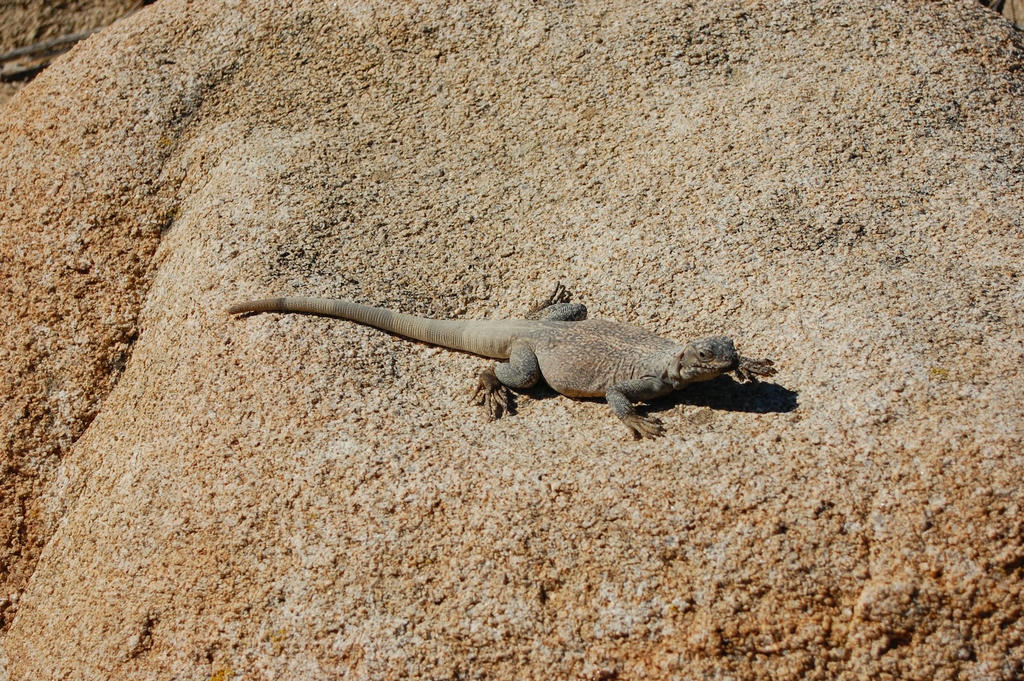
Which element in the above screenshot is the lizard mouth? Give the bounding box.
[687,358,737,383]
[708,351,740,376]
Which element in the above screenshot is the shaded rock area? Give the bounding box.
[983,0,1024,28]
[0,0,141,105]
[1,1,1022,679]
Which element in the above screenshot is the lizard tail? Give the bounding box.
[227,296,495,356]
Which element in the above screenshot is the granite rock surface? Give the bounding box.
[0,0,140,105]
[1,1,1022,679]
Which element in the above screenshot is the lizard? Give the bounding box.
[228,283,776,438]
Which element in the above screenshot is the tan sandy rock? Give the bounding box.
[1,1,1022,679]
[0,0,141,106]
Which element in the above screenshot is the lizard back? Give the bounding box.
[526,319,680,397]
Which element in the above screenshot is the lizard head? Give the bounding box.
[669,336,739,387]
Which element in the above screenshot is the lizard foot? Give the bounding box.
[544,281,572,306]
[471,367,515,420]
[621,412,665,439]
[734,356,776,383]
[526,281,572,318]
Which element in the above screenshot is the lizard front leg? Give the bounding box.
[605,377,673,439]
[733,356,776,383]
[472,342,541,420]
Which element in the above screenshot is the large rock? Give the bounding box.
[1,1,1021,678]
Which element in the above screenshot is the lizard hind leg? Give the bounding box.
[526,282,588,321]
[472,366,514,420]
[472,342,541,420]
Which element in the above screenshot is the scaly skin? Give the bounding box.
[228,283,776,438]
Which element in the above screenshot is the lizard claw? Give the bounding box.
[526,281,572,318]
[471,367,514,420]
[622,413,665,439]
[546,281,572,306]
[734,356,776,383]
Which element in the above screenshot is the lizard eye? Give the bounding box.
[698,349,713,362]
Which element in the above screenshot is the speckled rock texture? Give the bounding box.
[1,1,1022,679]
[0,0,140,105]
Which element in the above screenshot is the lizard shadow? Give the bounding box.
[520,375,797,415]
[655,375,798,414]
